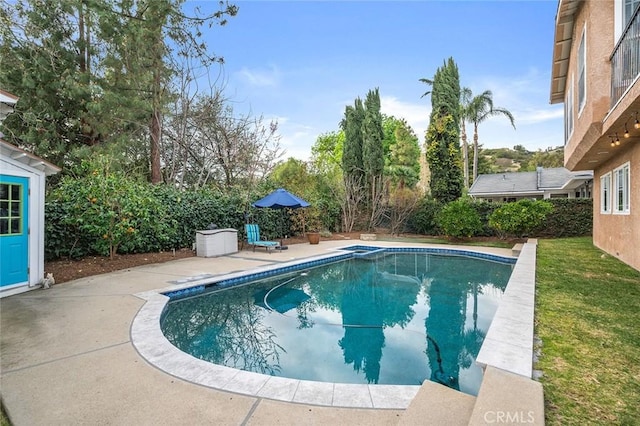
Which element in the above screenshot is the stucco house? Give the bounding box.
[550,0,640,271]
[468,167,593,202]
[1,90,61,297]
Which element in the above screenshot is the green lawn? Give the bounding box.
[535,237,640,425]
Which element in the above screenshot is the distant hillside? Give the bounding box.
[478,145,564,174]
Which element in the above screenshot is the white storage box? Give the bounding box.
[195,229,238,257]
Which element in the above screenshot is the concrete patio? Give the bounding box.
[0,239,544,425]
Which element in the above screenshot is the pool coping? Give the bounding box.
[131,244,522,409]
[475,239,537,378]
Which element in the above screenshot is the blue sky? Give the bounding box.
[191,0,563,161]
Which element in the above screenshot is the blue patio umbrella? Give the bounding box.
[252,188,310,209]
[252,188,310,248]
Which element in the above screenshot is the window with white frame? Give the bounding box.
[577,26,586,113]
[565,75,574,142]
[601,172,611,213]
[613,162,630,214]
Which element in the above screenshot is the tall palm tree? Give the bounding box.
[467,91,516,182]
[459,87,472,189]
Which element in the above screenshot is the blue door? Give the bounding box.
[0,175,29,287]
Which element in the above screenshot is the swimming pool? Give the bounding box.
[158,247,514,396]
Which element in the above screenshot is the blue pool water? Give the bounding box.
[160,251,513,396]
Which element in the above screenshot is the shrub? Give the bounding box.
[469,200,500,237]
[407,197,442,235]
[388,187,422,235]
[488,199,553,238]
[535,198,592,237]
[45,200,92,260]
[47,163,173,259]
[45,169,292,260]
[436,198,483,238]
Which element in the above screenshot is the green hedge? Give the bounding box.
[436,198,483,238]
[408,197,592,239]
[470,200,500,237]
[534,198,593,237]
[407,197,442,235]
[45,175,287,260]
[489,199,554,238]
[45,172,594,260]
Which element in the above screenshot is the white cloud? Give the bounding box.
[514,107,564,124]
[380,96,431,140]
[237,65,281,87]
[469,68,562,124]
[274,119,317,161]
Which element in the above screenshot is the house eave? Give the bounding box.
[0,89,19,106]
[469,190,544,198]
[550,0,584,104]
[0,138,61,176]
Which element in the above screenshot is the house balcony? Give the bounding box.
[610,5,640,108]
[568,6,640,171]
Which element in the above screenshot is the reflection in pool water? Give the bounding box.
[160,253,513,396]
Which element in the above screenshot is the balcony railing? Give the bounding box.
[611,5,640,108]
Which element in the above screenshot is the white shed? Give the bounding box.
[1,90,61,297]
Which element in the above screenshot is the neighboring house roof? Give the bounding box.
[468,167,593,197]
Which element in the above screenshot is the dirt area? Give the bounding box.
[44,232,521,284]
[44,232,362,284]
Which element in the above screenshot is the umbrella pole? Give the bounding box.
[277,208,288,250]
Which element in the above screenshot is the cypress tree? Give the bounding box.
[362,88,384,203]
[424,58,463,202]
[362,88,384,184]
[340,97,365,181]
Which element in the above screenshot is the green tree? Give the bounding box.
[386,119,421,188]
[96,0,237,183]
[421,58,463,203]
[467,90,515,182]
[459,87,473,189]
[0,0,237,183]
[381,114,398,155]
[309,131,346,232]
[361,88,385,230]
[0,0,97,166]
[340,97,366,231]
[522,148,564,171]
[270,158,312,192]
[362,89,384,179]
[341,98,365,181]
[311,130,344,175]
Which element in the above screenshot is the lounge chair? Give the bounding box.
[245,224,280,253]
